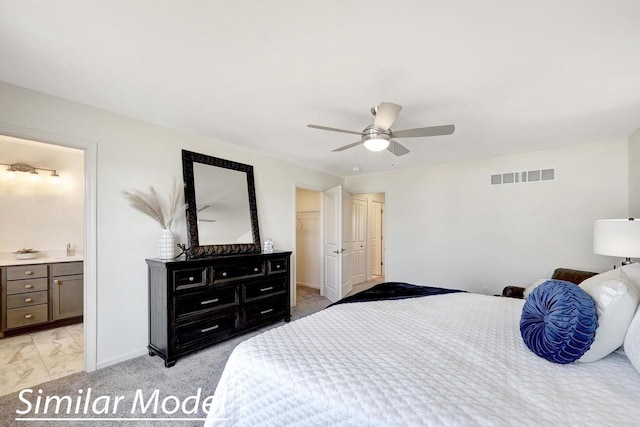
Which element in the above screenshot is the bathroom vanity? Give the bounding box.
[0,257,83,338]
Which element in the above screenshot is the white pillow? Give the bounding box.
[578,268,640,363]
[523,279,548,299]
[624,306,640,373]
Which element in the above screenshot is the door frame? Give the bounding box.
[0,123,98,372]
[292,183,326,307]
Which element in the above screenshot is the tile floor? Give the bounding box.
[0,323,83,396]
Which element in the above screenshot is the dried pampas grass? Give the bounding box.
[124,178,187,230]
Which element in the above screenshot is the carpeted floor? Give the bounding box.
[0,279,381,426]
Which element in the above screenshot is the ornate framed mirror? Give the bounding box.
[182,150,261,257]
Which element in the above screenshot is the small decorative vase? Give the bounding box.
[158,229,175,259]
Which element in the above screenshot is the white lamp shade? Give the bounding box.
[363,138,390,152]
[594,219,640,258]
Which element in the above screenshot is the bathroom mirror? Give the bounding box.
[182,150,261,257]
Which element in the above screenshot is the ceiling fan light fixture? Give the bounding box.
[363,138,390,152]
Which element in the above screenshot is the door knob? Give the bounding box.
[332,250,340,254]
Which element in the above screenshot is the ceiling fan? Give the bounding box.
[307,102,455,156]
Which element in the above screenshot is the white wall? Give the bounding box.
[0,81,343,368]
[0,136,84,254]
[295,188,321,288]
[346,140,629,294]
[630,128,640,218]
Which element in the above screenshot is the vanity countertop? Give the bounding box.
[0,255,84,267]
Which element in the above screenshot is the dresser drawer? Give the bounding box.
[5,264,48,281]
[6,278,48,295]
[243,296,287,327]
[214,261,265,281]
[51,261,83,276]
[175,286,238,319]
[173,267,208,291]
[6,290,48,309]
[267,258,287,275]
[243,279,287,302]
[175,310,238,350]
[6,304,48,329]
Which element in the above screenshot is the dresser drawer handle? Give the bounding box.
[201,298,219,305]
[24,298,33,303]
[222,272,227,277]
[276,265,281,269]
[201,325,219,333]
[25,284,33,289]
[24,314,33,319]
[260,308,274,315]
[260,287,273,292]
[25,271,33,276]
[189,277,194,282]
[254,267,259,272]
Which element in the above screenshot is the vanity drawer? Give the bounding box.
[267,259,287,275]
[51,261,83,276]
[5,264,48,281]
[6,291,48,309]
[6,304,48,329]
[6,278,48,295]
[173,268,207,291]
[175,286,238,318]
[243,296,287,327]
[214,261,265,281]
[243,279,287,302]
[175,310,238,350]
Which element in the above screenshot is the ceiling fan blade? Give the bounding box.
[332,140,363,152]
[387,140,410,156]
[307,124,363,136]
[373,102,403,130]
[392,124,455,138]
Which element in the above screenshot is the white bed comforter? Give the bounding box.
[205,293,640,426]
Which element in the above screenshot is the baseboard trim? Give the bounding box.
[97,348,148,370]
[297,282,320,289]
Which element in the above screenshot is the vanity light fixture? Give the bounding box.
[1,162,60,183]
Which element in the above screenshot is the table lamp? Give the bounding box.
[593,218,640,266]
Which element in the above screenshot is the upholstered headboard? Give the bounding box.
[502,268,598,299]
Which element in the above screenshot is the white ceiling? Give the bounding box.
[1,0,639,177]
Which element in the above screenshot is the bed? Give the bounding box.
[205,280,640,426]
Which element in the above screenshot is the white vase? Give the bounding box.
[158,228,175,260]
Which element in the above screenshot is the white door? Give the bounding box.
[371,201,384,276]
[322,186,352,302]
[342,189,352,297]
[351,197,367,285]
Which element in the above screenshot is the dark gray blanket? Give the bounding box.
[330,282,465,307]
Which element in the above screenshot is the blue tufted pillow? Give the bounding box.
[520,280,598,364]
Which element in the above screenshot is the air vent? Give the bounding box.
[491,169,555,185]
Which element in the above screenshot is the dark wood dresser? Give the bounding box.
[146,251,292,367]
